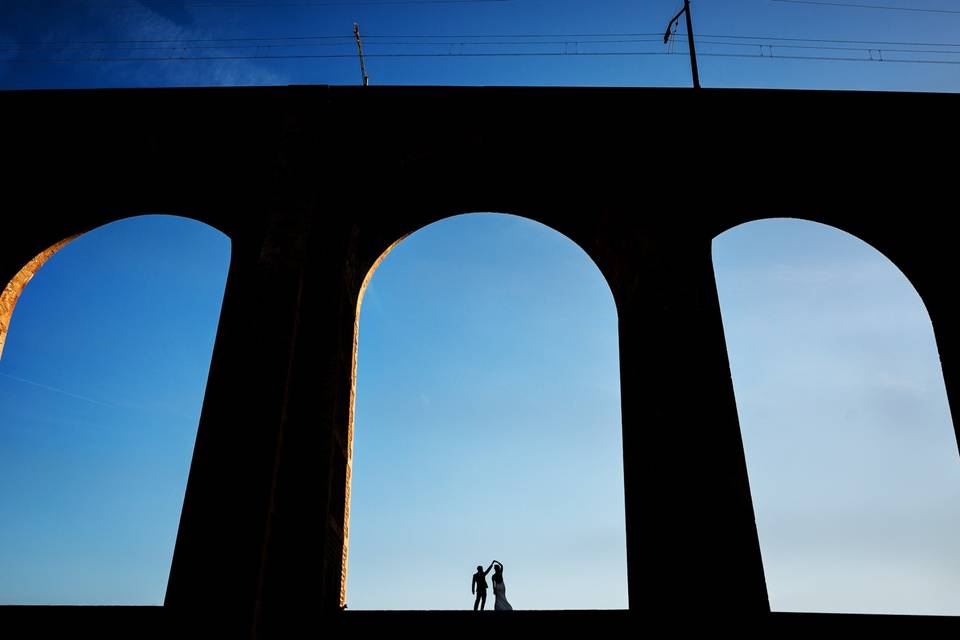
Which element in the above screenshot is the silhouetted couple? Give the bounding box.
[472,560,512,611]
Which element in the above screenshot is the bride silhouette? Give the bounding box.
[491,561,513,611]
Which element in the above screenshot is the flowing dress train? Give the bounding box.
[493,580,513,611]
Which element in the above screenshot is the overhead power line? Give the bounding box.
[771,0,960,15]
[0,33,670,47]
[4,28,960,69]
[6,49,960,65]
[0,37,686,52]
[24,0,512,6]
[4,34,960,60]
[697,40,960,55]
[7,31,960,50]
[0,37,678,54]
[695,33,960,47]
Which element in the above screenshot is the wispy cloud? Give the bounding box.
[86,1,290,86]
[1,0,289,88]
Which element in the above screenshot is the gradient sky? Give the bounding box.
[1,0,959,615]
[1,213,958,613]
[1,0,960,91]
[0,216,229,604]
[348,214,626,610]
[714,219,960,616]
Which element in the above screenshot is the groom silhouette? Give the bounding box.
[472,562,494,610]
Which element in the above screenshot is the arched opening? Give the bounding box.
[713,218,960,616]
[0,214,230,605]
[346,212,627,610]
[0,235,79,360]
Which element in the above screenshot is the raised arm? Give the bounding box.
[483,561,495,575]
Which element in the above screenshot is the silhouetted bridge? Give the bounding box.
[1,84,958,637]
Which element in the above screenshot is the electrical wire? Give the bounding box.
[5,49,960,64]
[771,0,960,15]
[14,0,512,7]
[7,31,960,49]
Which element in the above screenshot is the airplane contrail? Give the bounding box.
[0,371,119,409]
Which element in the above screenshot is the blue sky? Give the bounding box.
[1,213,958,613]
[1,0,960,614]
[1,0,960,91]
[714,219,960,616]
[0,216,229,604]
[348,214,626,610]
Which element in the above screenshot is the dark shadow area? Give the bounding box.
[1,85,959,636]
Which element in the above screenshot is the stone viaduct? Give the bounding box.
[1,85,958,636]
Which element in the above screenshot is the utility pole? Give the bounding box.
[353,22,369,86]
[663,0,701,89]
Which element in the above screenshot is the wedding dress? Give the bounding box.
[493,579,513,611]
